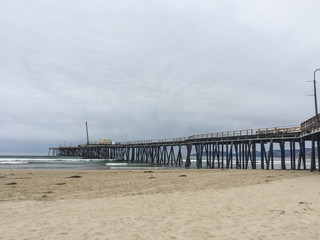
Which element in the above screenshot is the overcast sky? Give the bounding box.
[1,0,320,154]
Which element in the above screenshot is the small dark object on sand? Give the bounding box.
[5,182,17,185]
[144,171,154,173]
[148,177,155,179]
[55,183,66,185]
[179,175,187,177]
[67,175,82,178]
[42,195,47,198]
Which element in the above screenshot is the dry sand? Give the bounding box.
[0,169,320,240]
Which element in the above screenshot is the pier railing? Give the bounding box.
[120,126,301,145]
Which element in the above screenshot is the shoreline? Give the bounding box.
[1,169,320,239]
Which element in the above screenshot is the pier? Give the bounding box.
[49,115,320,171]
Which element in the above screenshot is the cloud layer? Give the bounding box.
[1,0,320,154]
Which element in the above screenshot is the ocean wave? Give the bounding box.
[0,157,106,164]
[0,161,25,164]
[105,163,128,166]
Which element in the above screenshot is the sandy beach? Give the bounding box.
[0,169,320,240]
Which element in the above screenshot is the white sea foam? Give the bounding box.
[0,156,105,164]
[0,161,24,164]
[105,163,128,166]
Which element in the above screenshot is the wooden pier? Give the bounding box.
[49,115,320,171]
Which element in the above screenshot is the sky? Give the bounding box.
[1,0,320,154]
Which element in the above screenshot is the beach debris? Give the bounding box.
[5,182,17,185]
[42,195,47,198]
[55,183,66,185]
[179,175,187,178]
[265,180,273,183]
[148,177,155,179]
[144,171,153,173]
[44,191,53,194]
[67,175,82,178]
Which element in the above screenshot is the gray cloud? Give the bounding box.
[1,0,320,154]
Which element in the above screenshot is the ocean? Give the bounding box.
[0,155,181,170]
[0,155,313,170]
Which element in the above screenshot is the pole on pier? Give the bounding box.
[311,135,316,172]
[85,122,90,144]
[317,138,320,172]
[314,69,320,122]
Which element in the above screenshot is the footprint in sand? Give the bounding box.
[298,201,314,210]
[270,210,285,214]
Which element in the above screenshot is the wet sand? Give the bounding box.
[0,169,320,239]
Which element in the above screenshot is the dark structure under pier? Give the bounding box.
[49,115,320,171]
